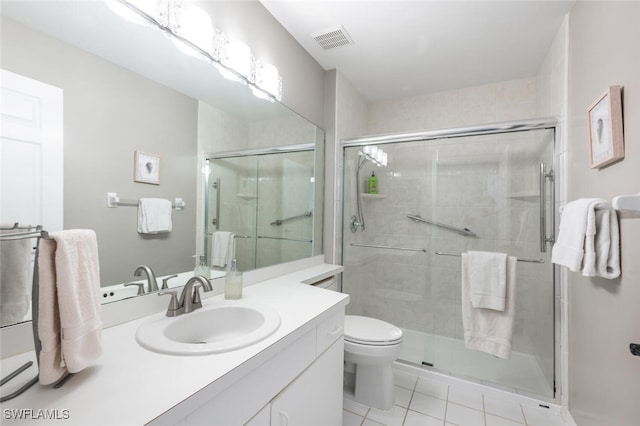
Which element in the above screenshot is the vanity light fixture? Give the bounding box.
[219,36,253,83]
[105,0,164,28]
[106,0,283,101]
[252,61,283,102]
[171,2,214,59]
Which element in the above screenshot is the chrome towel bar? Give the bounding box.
[435,251,545,264]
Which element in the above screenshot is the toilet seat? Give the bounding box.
[344,315,403,346]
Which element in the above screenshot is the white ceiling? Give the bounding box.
[260,0,575,102]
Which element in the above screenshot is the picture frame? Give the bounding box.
[134,151,161,185]
[587,85,624,169]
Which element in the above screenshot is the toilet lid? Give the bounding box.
[344,315,403,346]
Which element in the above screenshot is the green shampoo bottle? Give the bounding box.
[368,171,378,194]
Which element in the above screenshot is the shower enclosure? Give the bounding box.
[341,120,557,399]
[205,145,322,271]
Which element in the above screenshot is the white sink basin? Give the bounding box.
[136,300,281,356]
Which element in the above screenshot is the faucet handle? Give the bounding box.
[161,274,179,290]
[191,285,203,310]
[124,282,145,296]
[158,291,183,317]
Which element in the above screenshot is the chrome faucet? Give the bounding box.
[158,276,213,317]
[134,265,158,293]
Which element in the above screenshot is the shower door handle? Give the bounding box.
[539,163,555,253]
[213,177,220,231]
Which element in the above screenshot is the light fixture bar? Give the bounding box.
[109,0,282,101]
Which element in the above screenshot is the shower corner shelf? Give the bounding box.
[361,193,386,199]
[236,193,258,200]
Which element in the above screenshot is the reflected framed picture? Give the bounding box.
[587,85,624,169]
[134,151,160,185]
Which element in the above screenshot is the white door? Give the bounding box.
[0,69,63,231]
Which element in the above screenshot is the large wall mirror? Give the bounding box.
[0,1,324,328]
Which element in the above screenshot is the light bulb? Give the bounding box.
[252,61,282,101]
[220,38,252,82]
[172,3,213,59]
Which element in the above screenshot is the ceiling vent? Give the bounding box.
[311,25,354,50]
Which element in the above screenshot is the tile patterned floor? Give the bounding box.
[342,368,574,426]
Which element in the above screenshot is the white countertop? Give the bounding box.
[0,264,347,425]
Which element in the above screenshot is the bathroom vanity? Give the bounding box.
[0,261,347,425]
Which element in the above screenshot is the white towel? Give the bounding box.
[462,254,517,359]
[592,207,620,279]
[0,233,32,325]
[211,231,234,268]
[38,230,102,385]
[552,198,620,279]
[137,198,172,234]
[551,198,603,272]
[466,251,508,311]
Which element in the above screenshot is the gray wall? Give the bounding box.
[566,2,640,424]
[1,17,198,286]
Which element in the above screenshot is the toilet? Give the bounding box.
[310,277,403,410]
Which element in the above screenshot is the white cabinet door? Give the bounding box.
[245,404,270,426]
[270,339,343,426]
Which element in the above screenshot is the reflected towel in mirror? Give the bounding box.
[211,231,234,268]
[137,198,172,234]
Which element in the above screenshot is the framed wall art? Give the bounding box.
[587,85,624,169]
[134,151,161,185]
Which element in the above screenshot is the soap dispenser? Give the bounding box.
[193,254,210,278]
[368,171,378,194]
[225,259,243,300]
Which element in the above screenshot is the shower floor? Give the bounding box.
[399,329,554,399]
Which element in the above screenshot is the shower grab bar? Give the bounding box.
[406,214,477,238]
[350,242,427,253]
[435,251,545,264]
[539,163,555,252]
[258,236,312,243]
[270,211,312,226]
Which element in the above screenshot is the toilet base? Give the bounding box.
[343,360,395,410]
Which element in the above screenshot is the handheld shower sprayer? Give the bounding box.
[350,146,388,233]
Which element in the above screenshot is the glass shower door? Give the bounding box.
[255,150,315,268]
[207,156,258,271]
[342,127,556,398]
[206,149,316,271]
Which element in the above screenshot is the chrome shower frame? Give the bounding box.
[340,117,561,402]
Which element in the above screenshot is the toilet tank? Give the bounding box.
[308,276,338,291]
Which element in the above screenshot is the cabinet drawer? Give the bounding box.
[316,309,344,355]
